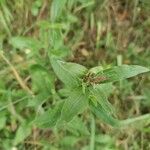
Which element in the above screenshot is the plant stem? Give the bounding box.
[90,114,95,150]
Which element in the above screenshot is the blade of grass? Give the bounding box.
[0,96,28,112]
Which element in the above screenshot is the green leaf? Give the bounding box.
[50,56,87,88]
[60,136,80,147]
[89,66,103,74]
[30,64,55,94]
[51,0,67,21]
[95,134,115,145]
[14,122,32,145]
[89,82,150,127]
[29,64,55,107]
[97,65,149,83]
[90,100,150,127]
[58,88,72,98]
[60,89,88,122]
[89,83,115,115]
[33,102,64,128]
[38,20,69,30]
[0,113,6,130]
[31,0,42,16]
[90,102,119,127]
[67,117,89,135]
[120,114,150,127]
[9,36,42,51]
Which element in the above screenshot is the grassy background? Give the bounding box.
[0,0,150,149]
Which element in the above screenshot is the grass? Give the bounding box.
[0,0,150,149]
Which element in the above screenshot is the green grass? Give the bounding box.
[0,0,150,149]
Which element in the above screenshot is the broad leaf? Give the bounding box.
[60,89,88,122]
[89,83,115,115]
[90,102,120,127]
[33,102,64,128]
[96,65,149,83]
[50,56,87,87]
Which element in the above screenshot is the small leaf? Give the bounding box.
[60,89,88,122]
[33,102,64,128]
[89,66,103,74]
[14,122,31,145]
[95,134,114,144]
[9,36,42,51]
[97,65,149,83]
[60,136,80,147]
[0,113,6,130]
[67,117,89,135]
[30,64,55,94]
[51,0,67,21]
[50,56,87,87]
[58,88,71,98]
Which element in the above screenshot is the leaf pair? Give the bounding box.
[88,65,150,127]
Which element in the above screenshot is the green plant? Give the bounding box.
[33,54,150,128]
